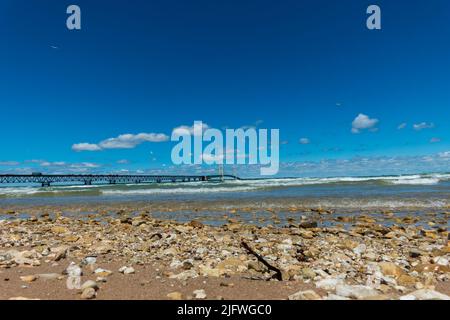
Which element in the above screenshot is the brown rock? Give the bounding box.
[167,292,183,300]
[188,220,204,228]
[51,226,68,234]
[397,274,416,287]
[20,275,37,283]
[379,262,405,278]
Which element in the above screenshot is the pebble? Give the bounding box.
[167,291,183,300]
[81,287,97,299]
[335,285,380,300]
[94,268,113,277]
[20,275,37,283]
[82,256,97,265]
[288,290,321,300]
[193,289,207,299]
[119,266,135,274]
[315,277,344,291]
[65,262,82,277]
[1,204,449,300]
[81,280,99,291]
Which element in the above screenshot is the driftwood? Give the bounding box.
[241,240,283,281]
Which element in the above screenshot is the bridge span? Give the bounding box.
[0,174,240,187]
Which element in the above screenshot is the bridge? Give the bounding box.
[0,174,240,187]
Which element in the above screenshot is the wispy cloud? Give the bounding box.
[72,143,102,152]
[351,114,379,134]
[72,132,169,152]
[0,161,20,166]
[413,122,434,131]
[299,138,310,144]
[397,123,407,130]
[430,137,441,143]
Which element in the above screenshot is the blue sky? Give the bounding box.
[0,0,449,177]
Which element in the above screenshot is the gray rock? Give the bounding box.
[82,256,97,265]
[315,277,344,291]
[335,285,380,300]
[400,289,450,300]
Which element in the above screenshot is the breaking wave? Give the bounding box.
[0,173,448,199]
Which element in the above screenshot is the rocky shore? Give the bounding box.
[0,204,449,300]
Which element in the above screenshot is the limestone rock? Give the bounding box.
[400,289,450,300]
[193,289,207,299]
[288,290,321,300]
[335,285,380,300]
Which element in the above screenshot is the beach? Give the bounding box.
[0,188,449,300]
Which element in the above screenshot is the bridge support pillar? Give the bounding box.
[109,180,116,184]
[41,182,50,187]
[84,180,92,185]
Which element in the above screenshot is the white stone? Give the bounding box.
[288,290,321,300]
[170,270,199,281]
[81,280,99,291]
[193,289,207,299]
[118,266,135,274]
[65,262,82,277]
[82,256,97,265]
[403,289,450,300]
[353,244,367,255]
[335,285,380,300]
[432,257,449,266]
[315,277,344,291]
[326,294,351,300]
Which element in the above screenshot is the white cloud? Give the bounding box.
[72,132,169,152]
[351,114,379,134]
[397,123,407,130]
[438,151,450,158]
[299,138,310,144]
[69,162,100,169]
[172,123,210,136]
[0,161,20,166]
[430,137,441,143]
[117,159,129,164]
[413,122,434,131]
[40,161,67,167]
[72,143,102,152]
[99,133,169,149]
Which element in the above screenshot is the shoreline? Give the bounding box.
[1,205,449,300]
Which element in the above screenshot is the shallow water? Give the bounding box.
[0,173,449,210]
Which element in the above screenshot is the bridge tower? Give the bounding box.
[218,164,224,182]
